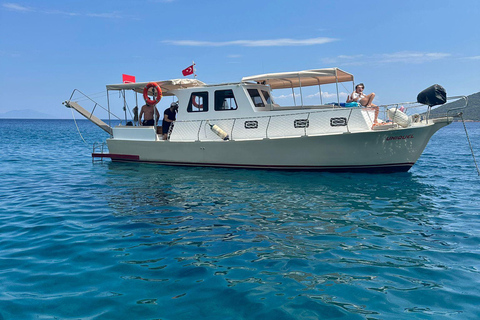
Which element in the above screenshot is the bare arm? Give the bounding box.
[346,93,355,103]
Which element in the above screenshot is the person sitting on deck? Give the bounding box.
[347,83,379,124]
[139,103,160,126]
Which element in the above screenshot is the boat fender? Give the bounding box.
[207,121,229,140]
[387,108,410,128]
[143,82,162,105]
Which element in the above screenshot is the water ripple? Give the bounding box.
[0,120,479,319]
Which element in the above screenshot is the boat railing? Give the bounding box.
[169,107,376,142]
[377,101,425,123]
[168,96,468,142]
[378,95,468,123]
[443,95,469,117]
[67,89,123,123]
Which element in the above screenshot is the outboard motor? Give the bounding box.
[417,84,447,107]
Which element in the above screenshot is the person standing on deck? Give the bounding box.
[139,103,160,126]
[162,102,178,140]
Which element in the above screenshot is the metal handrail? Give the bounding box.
[379,96,468,120]
[169,97,468,142]
[171,107,373,141]
[445,96,468,117]
[68,89,123,121]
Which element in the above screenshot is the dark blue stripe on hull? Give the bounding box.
[108,158,414,173]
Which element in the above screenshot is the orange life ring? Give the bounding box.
[192,96,203,109]
[143,82,162,105]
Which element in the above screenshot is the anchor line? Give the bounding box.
[71,107,89,146]
[460,113,480,176]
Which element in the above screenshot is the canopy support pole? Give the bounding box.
[316,78,323,105]
[284,78,296,106]
[335,69,340,105]
[107,89,111,128]
[298,75,304,107]
[135,92,139,126]
[123,90,127,123]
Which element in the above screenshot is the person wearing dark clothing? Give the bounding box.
[162,102,179,140]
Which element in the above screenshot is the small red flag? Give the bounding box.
[182,65,194,76]
[122,74,136,83]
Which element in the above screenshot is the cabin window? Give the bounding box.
[261,90,272,105]
[187,92,208,112]
[215,90,238,111]
[247,89,265,108]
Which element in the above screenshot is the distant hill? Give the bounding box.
[0,109,58,119]
[429,91,480,121]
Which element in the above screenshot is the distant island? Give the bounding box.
[0,109,59,119]
[428,91,480,121]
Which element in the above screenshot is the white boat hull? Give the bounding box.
[104,120,450,172]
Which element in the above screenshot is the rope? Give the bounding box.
[74,90,113,103]
[70,89,122,121]
[121,90,134,120]
[71,107,89,146]
[340,82,350,93]
[460,113,480,176]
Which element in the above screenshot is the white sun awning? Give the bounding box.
[106,78,206,96]
[241,68,354,89]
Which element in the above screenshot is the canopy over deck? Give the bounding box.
[241,68,354,89]
[106,79,206,96]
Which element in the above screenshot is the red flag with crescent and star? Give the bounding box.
[182,65,194,76]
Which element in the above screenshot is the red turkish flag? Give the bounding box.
[122,74,136,83]
[182,65,194,76]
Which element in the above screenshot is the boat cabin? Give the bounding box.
[105,68,356,124]
[97,68,383,143]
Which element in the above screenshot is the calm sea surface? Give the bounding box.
[0,119,479,320]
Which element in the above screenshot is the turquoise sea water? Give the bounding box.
[0,119,479,319]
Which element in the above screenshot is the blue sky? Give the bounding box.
[1,0,479,118]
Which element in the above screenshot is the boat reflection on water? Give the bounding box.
[101,160,441,250]
[96,162,473,319]
[102,161,437,218]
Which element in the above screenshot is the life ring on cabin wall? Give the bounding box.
[192,96,203,109]
[143,82,162,105]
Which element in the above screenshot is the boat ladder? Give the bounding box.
[92,142,108,163]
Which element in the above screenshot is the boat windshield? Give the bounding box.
[261,90,272,104]
[247,89,265,108]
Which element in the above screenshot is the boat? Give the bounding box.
[64,67,467,173]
